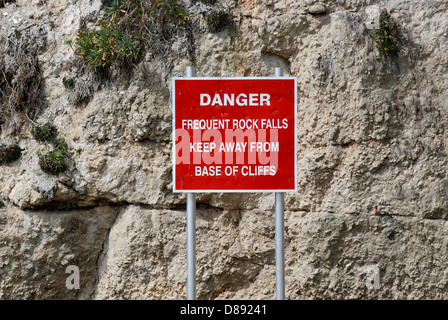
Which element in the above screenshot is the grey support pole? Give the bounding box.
[186,66,196,300]
[275,192,285,300]
[186,193,196,300]
[274,67,285,300]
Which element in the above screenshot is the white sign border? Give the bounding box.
[172,77,298,193]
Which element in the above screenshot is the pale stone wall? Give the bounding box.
[0,0,447,299]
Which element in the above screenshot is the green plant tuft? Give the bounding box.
[33,122,68,175]
[205,10,230,33]
[106,0,126,21]
[0,144,21,164]
[37,138,68,175]
[372,13,397,63]
[31,122,58,143]
[72,0,190,71]
[62,77,75,89]
[74,21,141,71]
[155,0,189,25]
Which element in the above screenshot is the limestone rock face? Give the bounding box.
[0,0,448,299]
[0,206,117,299]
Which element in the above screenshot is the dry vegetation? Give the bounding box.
[0,31,43,135]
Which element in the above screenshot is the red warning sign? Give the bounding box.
[172,78,297,192]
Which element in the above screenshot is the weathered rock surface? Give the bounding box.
[0,205,117,299]
[0,0,447,299]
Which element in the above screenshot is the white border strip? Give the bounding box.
[172,77,298,193]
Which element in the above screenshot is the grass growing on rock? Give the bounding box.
[0,22,45,135]
[31,122,58,143]
[73,0,190,71]
[65,0,192,107]
[75,22,141,71]
[62,77,75,89]
[372,13,398,63]
[0,144,21,164]
[37,138,68,175]
[0,41,43,134]
[32,123,69,175]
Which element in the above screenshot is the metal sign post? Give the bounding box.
[186,66,196,300]
[275,192,285,300]
[174,66,295,300]
[274,67,285,300]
